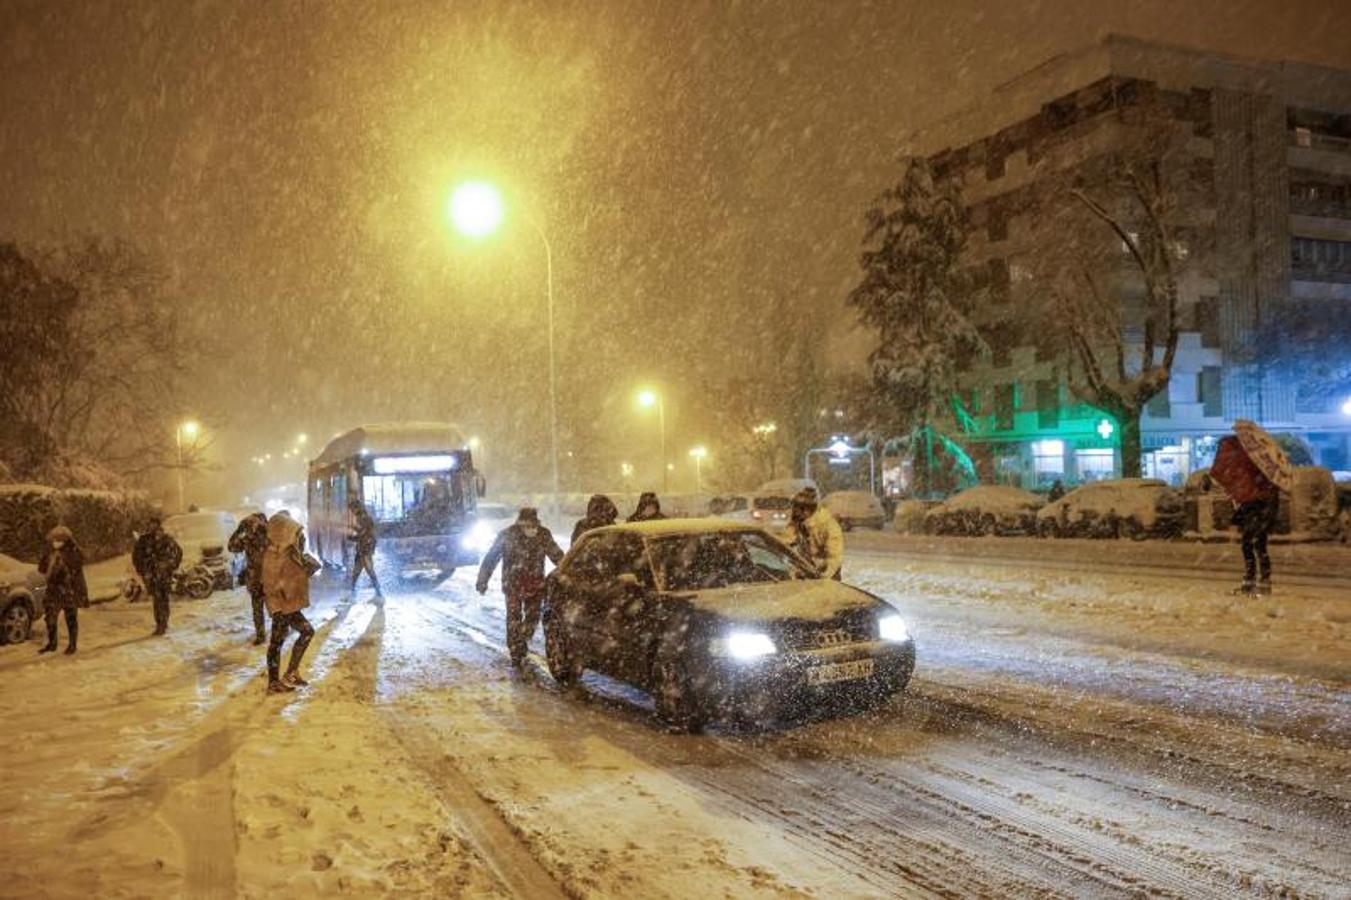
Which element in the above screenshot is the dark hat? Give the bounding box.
[792,488,818,509]
[517,506,540,523]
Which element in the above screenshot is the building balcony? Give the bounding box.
[1290,128,1351,155]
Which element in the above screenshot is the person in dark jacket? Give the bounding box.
[571,494,619,543]
[228,512,270,644]
[626,492,667,523]
[346,498,382,599]
[1047,479,1066,503]
[37,525,88,655]
[475,508,563,667]
[133,515,183,636]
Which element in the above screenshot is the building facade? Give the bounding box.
[908,36,1351,488]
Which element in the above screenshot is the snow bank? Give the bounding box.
[939,485,1042,513]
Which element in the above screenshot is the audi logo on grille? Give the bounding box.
[811,629,852,647]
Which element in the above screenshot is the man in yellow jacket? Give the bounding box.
[784,488,844,580]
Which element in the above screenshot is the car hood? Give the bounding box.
[680,578,879,624]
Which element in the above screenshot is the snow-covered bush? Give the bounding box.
[0,483,156,563]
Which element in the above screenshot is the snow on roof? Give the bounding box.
[941,485,1043,512]
[312,422,469,467]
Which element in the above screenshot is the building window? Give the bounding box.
[1036,379,1060,428]
[1294,126,1312,147]
[994,383,1016,431]
[1292,236,1351,280]
[1031,439,1065,486]
[1199,366,1222,417]
[987,208,1008,242]
[1194,296,1220,348]
[1075,448,1116,482]
[1146,388,1171,419]
[1144,445,1188,487]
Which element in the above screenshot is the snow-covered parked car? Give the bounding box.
[709,493,754,519]
[925,486,1044,536]
[164,510,241,592]
[543,519,915,730]
[1036,479,1184,540]
[822,491,886,530]
[1,553,47,645]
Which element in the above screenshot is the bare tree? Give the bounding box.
[1044,153,1183,478]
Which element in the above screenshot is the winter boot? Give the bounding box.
[283,671,309,687]
[1231,580,1256,596]
[64,621,77,655]
[38,638,57,654]
[266,679,295,695]
[1256,578,1272,596]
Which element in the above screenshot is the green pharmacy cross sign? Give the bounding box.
[1096,418,1115,440]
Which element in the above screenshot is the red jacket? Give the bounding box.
[1210,435,1278,504]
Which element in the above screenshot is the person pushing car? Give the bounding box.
[475,507,563,668]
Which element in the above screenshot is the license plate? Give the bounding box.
[806,658,875,686]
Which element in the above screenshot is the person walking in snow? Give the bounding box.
[261,510,317,693]
[37,525,88,655]
[228,511,270,644]
[1210,434,1281,595]
[783,488,845,581]
[133,514,182,636]
[346,497,382,600]
[626,492,667,523]
[572,494,619,543]
[475,507,564,667]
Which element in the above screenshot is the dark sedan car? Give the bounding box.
[543,519,916,730]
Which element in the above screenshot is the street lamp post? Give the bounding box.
[176,420,199,512]
[449,181,560,520]
[638,389,667,493]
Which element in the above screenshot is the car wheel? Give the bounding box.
[544,610,582,687]
[186,576,213,600]
[1,599,33,645]
[655,653,706,733]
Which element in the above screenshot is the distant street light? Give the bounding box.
[175,420,200,512]
[688,445,708,492]
[637,388,668,492]
[450,180,559,519]
[296,433,308,446]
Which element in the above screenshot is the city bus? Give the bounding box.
[307,422,485,579]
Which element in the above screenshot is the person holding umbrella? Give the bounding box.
[1208,420,1293,596]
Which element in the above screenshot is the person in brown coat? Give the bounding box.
[37,525,88,655]
[261,510,316,693]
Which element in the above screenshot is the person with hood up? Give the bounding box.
[261,510,317,693]
[626,492,667,523]
[783,488,845,581]
[37,525,88,654]
[228,511,270,644]
[475,507,564,667]
[572,494,619,543]
[133,514,183,636]
[345,497,382,600]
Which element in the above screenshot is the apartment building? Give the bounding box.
[909,35,1351,487]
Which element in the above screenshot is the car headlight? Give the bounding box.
[878,614,910,642]
[461,521,494,552]
[716,631,776,659]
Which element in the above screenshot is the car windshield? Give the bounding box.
[753,496,792,510]
[648,530,815,591]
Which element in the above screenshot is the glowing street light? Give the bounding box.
[752,422,777,437]
[449,179,559,518]
[175,420,200,512]
[448,181,505,239]
[637,388,668,492]
[296,433,308,445]
[1341,396,1351,417]
[688,445,708,492]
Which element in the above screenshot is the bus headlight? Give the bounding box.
[878,615,910,643]
[462,521,495,553]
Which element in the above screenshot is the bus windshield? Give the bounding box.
[363,472,464,529]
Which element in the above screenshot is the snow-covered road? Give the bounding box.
[2,540,1348,898]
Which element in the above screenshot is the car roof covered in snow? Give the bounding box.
[939,485,1044,511]
[312,422,469,467]
[590,517,767,538]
